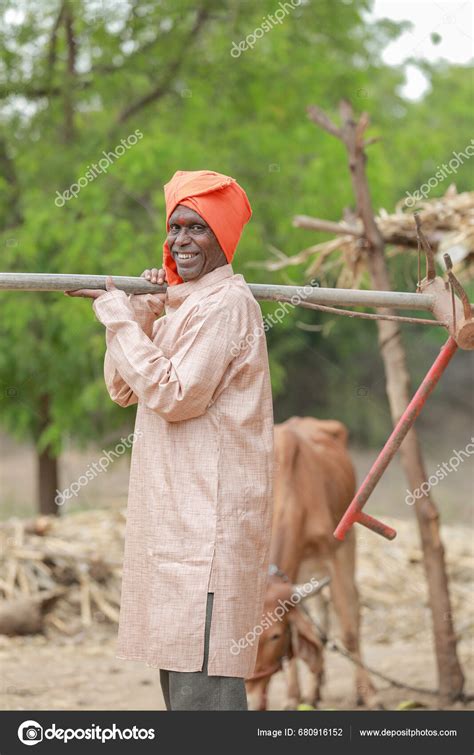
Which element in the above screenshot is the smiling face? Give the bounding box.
[167,204,227,282]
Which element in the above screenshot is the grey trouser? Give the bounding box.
[159,592,248,711]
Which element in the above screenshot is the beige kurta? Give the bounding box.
[92,264,274,677]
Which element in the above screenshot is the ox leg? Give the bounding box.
[329,537,379,708]
[304,594,328,708]
[283,655,301,709]
[305,661,324,709]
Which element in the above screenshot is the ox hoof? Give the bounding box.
[356,690,384,709]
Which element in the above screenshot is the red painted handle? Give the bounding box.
[334,336,458,541]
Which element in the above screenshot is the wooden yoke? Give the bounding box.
[420,274,474,351]
[421,275,474,350]
[415,214,474,350]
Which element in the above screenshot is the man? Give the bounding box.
[65,170,274,711]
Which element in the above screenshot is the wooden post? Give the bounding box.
[306,99,465,702]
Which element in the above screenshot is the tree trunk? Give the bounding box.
[37,394,59,517]
[38,446,59,516]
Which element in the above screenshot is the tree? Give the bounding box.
[0,0,470,516]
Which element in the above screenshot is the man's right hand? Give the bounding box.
[141,268,167,285]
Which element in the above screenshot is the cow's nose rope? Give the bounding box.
[269,564,329,645]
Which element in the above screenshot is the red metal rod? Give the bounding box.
[355,511,397,541]
[334,336,459,541]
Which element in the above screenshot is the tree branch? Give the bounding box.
[293,215,362,237]
[306,105,341,139]
[0,137,22,226]
[117,7,210,124]
[293,214,442,250]
[63,0,77,142]
[46,1,66,78]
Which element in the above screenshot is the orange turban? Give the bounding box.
[162,170,252,285]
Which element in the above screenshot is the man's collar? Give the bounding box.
[166,263,234,305]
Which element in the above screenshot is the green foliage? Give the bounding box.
[0,0,471,460]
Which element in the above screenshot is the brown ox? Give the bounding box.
[245,416,377,710]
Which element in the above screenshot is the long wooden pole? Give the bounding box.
[0,272,435,310]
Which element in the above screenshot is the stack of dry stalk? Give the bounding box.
[250,187,474,289]
[0,510,125,636]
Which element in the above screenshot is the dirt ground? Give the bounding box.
[0,517,472,712]
[0,431,472,711]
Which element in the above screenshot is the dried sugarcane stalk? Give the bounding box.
[79,574,92,627]
[5,559,18,596]
[44,614,75,635]
[17,563,31,595]
[89,582,120,623]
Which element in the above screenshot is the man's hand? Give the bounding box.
[64,269,167,300]
[141,268,166,285]
[64,276,118,299]
[139,268,167,303]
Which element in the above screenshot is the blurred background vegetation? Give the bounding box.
[0,0,472,516]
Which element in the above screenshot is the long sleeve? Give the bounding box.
[127,292,166,338]
[100,292,166,408]
[92,288,241,422]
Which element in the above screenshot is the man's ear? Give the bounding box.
[288,607,324,675]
